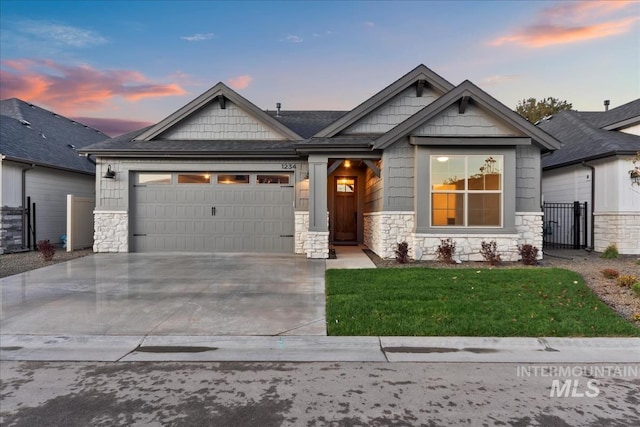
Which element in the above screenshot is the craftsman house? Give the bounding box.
[80,65,560,260]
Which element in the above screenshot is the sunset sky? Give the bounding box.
[1,0,639,136]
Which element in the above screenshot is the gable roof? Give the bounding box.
[134,82,302,141]
[373,80,561,151]
[538,109,640,170]
[313,64,454,138]
[0,98,108,174]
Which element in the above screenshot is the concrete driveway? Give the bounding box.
[0,253,326,336]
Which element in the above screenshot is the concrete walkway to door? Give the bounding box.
[0,253,327,337]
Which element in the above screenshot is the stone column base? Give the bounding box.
[94,211,128,253]
[305,231,329,259]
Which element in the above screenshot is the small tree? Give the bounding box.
[515,97,572,123]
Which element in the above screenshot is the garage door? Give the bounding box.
[131,172,294,253]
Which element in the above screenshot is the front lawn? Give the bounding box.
[326,268,640,337]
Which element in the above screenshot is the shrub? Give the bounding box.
[518,244,539,266]
[480,240,502,266]
[600,268,620,279]
[617,275,638,288]
[632,282,640,298]
[395,242,409,264]
[436,238,456,264]
[37,240,56,262]
[601,243,619,259]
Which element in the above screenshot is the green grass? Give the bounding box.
[326,268,640,337]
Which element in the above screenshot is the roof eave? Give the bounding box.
[1,155,95,175]
[542,150,639,170]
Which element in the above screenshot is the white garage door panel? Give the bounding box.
[132,173,293,253]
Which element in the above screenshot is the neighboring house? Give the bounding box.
[538,99,640,255]
[0,98,107,253]
[80,65,560,260]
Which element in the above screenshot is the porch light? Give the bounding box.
[103,164,116,179]
[630,168,640,185]
[344,160,351,168]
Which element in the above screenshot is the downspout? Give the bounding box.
[582,161,595,251]
[21,163,35,250]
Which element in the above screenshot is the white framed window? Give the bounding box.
[137,173,172,184]
[217,174,250,184]
[178,173,211,184]
[430,155,503,227]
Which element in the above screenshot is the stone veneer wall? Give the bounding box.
[294,211,309,255]
[363,211,415,259]
[305,231,329,258]
[364,211,543,261]
[94,211,128,252]
[0,206,23,254]
[594,212,640,255]
[515,212,544,259]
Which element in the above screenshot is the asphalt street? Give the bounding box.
[1,361,638,426]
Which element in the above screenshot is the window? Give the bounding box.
[217,174,249,184]
[178,173,211,184]
[257,174,290,184]
[336,177,355,193]
[137,173,171,184]
[431,155,502,227]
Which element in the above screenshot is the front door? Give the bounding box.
[334,176,357,242]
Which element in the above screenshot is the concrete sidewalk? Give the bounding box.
[326,245,376,269]
[2,335,639,363]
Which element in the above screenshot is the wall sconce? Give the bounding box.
[303,171,309,180]
[103,164,116,179]
[630,168,640,185]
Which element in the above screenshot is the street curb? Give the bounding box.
[2,335,639,363]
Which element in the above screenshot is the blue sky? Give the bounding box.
[1,0,638,135]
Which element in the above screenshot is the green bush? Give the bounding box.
[601,244,619,259]
[632,282,640,298]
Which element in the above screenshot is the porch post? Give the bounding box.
[307,154,329,258]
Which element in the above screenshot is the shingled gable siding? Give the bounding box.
[515,145,542,212]
[383,140,414,211]
[414,104,516,136]
[159,100,284,140]
[342,86,440,134]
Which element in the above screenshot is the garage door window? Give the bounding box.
[257,175,290,184]
[178,173,211,184]
[218,174,250,184]
[137,173,172,184]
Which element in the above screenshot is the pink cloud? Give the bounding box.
[227,75,252,90]
[72,116,154,137]
[0,58,186,115]
[489,0,638,48]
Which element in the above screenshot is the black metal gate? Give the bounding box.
[543,201,588,249]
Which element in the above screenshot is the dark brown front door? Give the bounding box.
[334,176,357,242]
